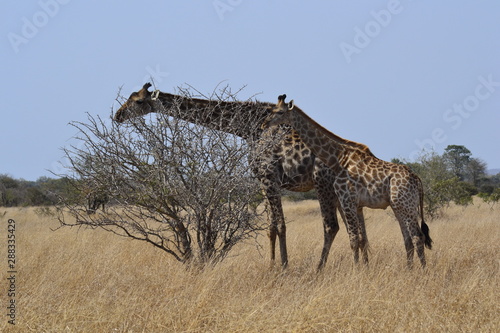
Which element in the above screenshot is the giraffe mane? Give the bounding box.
[292,104,375,157]
[151,90,275,139]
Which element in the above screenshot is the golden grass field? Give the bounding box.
[1,199,499,332]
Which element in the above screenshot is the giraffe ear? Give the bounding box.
[288,100,294,110]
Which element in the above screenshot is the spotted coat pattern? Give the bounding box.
[114,83,343,269]
[264,95,433,268]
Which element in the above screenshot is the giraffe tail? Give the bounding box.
[418,178,433,250]
[421,221,432,250]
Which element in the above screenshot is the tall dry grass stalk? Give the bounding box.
[1,200,498,332]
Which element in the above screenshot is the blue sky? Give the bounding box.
[2,1,499,180]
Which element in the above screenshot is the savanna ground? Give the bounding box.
[1,199,498,332]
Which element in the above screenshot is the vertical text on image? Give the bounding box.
[6,219,17,325]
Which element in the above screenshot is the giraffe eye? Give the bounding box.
[136,99,144,105]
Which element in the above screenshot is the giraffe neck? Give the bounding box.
[289,106,375,171]
[156,92,273,139]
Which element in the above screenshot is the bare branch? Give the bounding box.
[57,86,267,266]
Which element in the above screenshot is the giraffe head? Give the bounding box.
[262,94,295,129]
[114,83,161,123]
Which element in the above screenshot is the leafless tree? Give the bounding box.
[57,87,268,266]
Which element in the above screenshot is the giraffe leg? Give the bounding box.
[390,178,429,269]
[408,213,427,268]
[277,216,288,268]
[268,221,277,264]
[340,200,362,264]
[264,187,288,268]
[404,234,415,269]
[392,206,419,269]
[414,234,427,268]
[405,219,427,269]
[315,176,340,270]
[357,208,369,265]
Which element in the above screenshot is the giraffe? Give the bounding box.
[263,94,432,268]
[86,190,109,215]
[82,178,110,215]
[114,83,342,269]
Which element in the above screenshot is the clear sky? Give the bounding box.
[2,1,499,180]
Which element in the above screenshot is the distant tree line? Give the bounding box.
[284,145,500,217]
[0,175,79,207]
[394,145,500,217]
[1,145,499,216]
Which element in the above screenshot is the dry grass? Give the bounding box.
[1,200,498,332]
